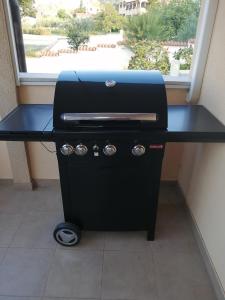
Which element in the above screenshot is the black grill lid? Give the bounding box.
[53,70,167,129]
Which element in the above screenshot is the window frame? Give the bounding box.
[2,0,217,92]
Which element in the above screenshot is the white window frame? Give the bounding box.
[2,0,218,92]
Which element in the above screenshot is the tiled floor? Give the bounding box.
[0,181,216,300]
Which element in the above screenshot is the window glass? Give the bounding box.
[13,0,201,76]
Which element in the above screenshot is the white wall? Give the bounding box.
[0,0,31,184]
[179,0,225,294]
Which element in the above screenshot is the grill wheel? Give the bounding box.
[53,223,81,246]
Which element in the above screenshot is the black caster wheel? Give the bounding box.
[53,223,81,246]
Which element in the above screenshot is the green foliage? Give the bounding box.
[66,20,90,51]
[124,0,200,42]
[37,16,67,28]
[174,46,193,70]
[57,9,70,19]
[34,16,70,35]
[128,41,170,74]
[94,3,125,33]
[176,14,199,41]
[159,0,200,41]
[72,7,86,15]
[18,0,36,17]
[125,7,162,41]
[24,44,44,57]
[22,25,51,35]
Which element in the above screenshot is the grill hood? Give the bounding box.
[53,70,167,130]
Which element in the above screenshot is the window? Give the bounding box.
[6,0,202,81]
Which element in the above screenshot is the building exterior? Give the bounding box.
[119,0,148,16]
[34,0,100,18]
[83,0,101,15]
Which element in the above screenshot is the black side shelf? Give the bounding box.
[0,104,225,142]
[0,104,53,141]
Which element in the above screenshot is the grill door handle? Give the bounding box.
[61,113,157,122]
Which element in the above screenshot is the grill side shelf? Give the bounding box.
[167,105,225,142]
[0,104,225,142]
[0,104,54,141]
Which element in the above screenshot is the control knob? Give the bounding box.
[103,144,117,156]
[75,144,88,156]
[132,145,145,156]
[60,144,74,156]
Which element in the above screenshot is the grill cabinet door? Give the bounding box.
[56,139,164,231]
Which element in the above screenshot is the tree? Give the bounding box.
[158,0,200,41]
[18,0,36,17]
[124,0,200,42]
[66,20,90,51]
[73,7,86,15]
[57,9,70,19]
[125,7,162,41]
[173,46,193,70]
[128,41,170,74]
[176,14,199,41]
[94,3,124,33]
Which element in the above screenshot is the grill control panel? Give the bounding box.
[60,142,164,157]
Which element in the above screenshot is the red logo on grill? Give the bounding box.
[149,144,164,149]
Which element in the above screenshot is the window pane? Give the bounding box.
[13,0,201,76]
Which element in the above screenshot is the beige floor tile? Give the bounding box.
[155,203,195,244]
[45,249,103,298]
[192,283,217,300]
[10,212,61,249]
[0,213,23,246]
[0,182,218,300]
[152,243,216,300]
[157,280,216,300]
[0,248,53,297]
[153,243,211,284]
[102,250,157,300]
[43,298,98,300]
[159,182,184,204]
[0,297,40,300]
[24,186,63,214]
[104,231,149,251]
[57,231,106,250]
[0,188,28,214]
[0,247,7,263]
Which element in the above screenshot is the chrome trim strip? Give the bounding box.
[60,113,158,122]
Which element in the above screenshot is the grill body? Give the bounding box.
[53,70,167,241]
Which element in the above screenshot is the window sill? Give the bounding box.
[19,72,191,89]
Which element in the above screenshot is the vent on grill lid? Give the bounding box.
[53,70,167,130]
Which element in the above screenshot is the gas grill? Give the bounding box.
[52,70,167,246]
[1,70,225,246]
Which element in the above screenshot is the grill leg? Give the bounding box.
[147,229,155,241]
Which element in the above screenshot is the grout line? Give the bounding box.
[100,249,105,300]
[0,295,101,299]
[0,296,40,299]
[0,211,26,263]
[0,247,8,266]
[40,243,58,299]
[99,231,106,300]
[149,243,160,300]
